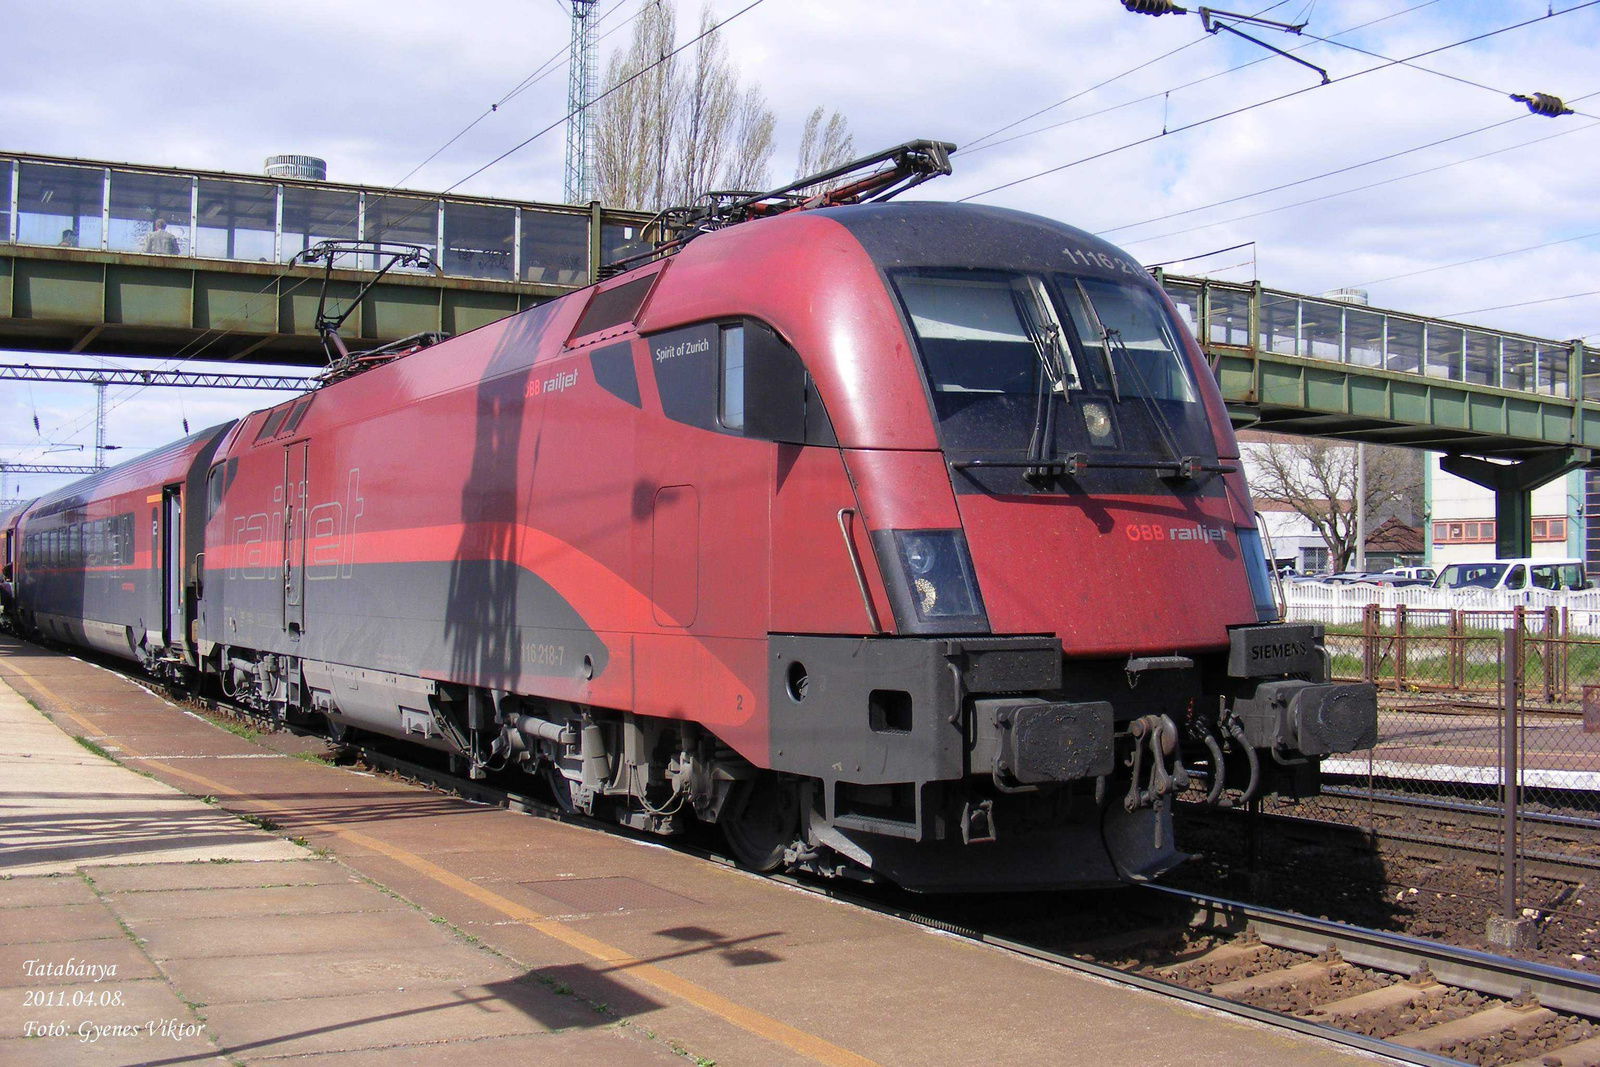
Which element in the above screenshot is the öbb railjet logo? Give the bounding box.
[1124,522,1227,544]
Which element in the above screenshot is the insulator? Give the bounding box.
[1122,0,1187,14]
[1512,92,1573,118]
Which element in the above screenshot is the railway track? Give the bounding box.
[299,721,1600,1067]
[48,653,1600,1067]
[1178,793,1600,885]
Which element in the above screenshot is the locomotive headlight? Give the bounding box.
[1082,400,1114,446]
[885,529,988,631]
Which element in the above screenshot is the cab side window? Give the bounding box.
[719,325,746,432]
[651,318,835,446]
[1505,564,1526,590]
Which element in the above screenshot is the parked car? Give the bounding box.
[1432,558,1589,592]
[1384,566,1436,582]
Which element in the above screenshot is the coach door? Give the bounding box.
[162,488,184,647]
[282,442,308,634]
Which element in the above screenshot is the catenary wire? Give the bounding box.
[1444,289,1600,318]
[1114,117,1600,248]
[957,1,1600,203]
[1348,229,1600,290]
[960,0,1447,157]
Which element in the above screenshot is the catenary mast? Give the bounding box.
[564,0,600,204]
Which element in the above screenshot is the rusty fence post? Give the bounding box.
[1487,626,1535,950]
[1362,604,1377,682]
[1396,603,1408,693]
[1544,606,1558,703]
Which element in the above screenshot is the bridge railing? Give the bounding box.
[1158,274,1595,404]
[0,153,655,288]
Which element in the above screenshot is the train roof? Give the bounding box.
[810,201,1158,284]
[23,422,235,520]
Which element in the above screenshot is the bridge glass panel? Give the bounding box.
[196,179,276,262]
[1206,287,1251,347]
[1160,280,1200,337]
[602,221,649,267]
[108,171,191,255]
[1257,292,1298,356]
[281,186,360,267]
[1465,331,1499,387]
[0,160,10,242]
[521,209,588,284]
[1584,347,1600,403]
[442,201,513,280]
[1540,342,1570,398]
[1385,317,1423,375]
[1426,324,1463,380]
[1298,299,1342,361]
[1503,337,1536,393]
[17,162,103,248]
[1343,308,1383,367]
[362,192,436,271]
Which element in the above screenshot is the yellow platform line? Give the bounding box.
[1,659,881,1067]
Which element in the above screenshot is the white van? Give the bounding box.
[1433,558,1589,592]
[1384,566,1436,582]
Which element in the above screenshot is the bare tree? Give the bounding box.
[593,0,679,210]
[723,84,775,192]
[592,2,817,211]
[795,107,854,180]
[1248,437,1423,571]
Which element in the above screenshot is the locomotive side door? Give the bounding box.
[162,488,184,648]
[282,441,308,634]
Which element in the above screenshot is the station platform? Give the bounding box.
[0,635,1380,1067]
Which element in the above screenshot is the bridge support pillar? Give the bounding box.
[1440,448,1591,559]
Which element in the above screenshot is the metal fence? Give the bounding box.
[1256,605,1600,907]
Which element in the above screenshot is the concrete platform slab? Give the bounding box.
[133,910,465,962]
[0,874,99,908]
[200,981,604,1058]
[87,858,347,894]
[0,903,125,946]
[243,1026,691,1067]
[158,943,519,1006]
[103,880,406,923]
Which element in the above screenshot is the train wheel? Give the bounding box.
[544,763,578,815]
[720,777,798,872]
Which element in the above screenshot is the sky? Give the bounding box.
[3,0,1598,500]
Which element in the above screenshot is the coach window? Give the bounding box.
[719,324,745,431]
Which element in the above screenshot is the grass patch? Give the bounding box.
[236,812,282,834]
[289,751,333,765]
[213,718,260,742]
[73,735,115,761]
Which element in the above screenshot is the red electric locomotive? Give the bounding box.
[6,143,1376,890]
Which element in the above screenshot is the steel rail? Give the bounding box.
[1144,883,1600,1018]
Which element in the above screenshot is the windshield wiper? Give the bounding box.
[1074,279,1121,403]
[1017,286,1070,484]
[1099,322,1209,482]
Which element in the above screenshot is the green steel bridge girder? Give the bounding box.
[0,245,575,365]
[1214,347,1600,461]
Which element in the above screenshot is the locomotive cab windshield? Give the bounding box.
[891,268,1213,472]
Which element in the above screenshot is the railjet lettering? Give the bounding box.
[1124,523,1227,544]
[653,336,710,363]
[524,370,578,398]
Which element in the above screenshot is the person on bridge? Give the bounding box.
[142,218,180,255]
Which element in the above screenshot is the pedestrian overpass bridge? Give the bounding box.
[0,151,1591,554]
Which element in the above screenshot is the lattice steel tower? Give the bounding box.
[564,0,600,204]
